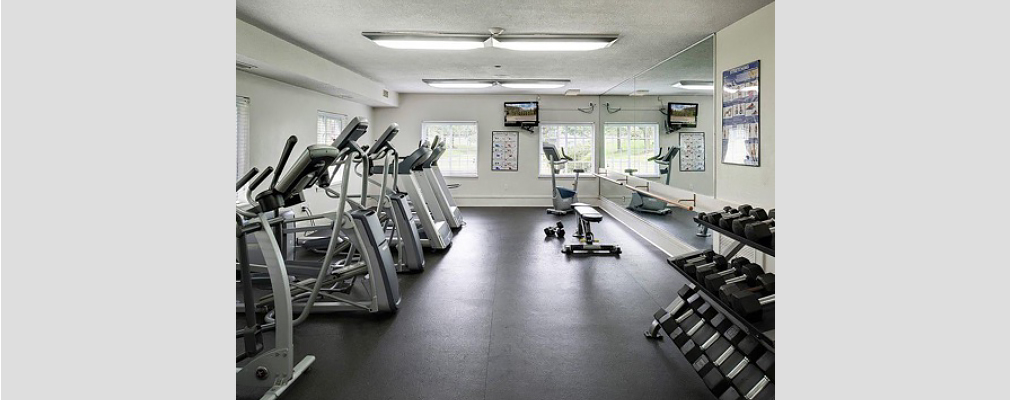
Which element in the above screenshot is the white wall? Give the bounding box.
[237,70,373,213]
[715,2,775,208]
[373,94,602,206]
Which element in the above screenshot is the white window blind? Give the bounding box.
[317,111,346,145]
[421,121,479,177]
[236,96,250,201]
[604,123,660,176]
[539,123,595,177]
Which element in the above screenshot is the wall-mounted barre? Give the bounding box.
[594,173,694,211]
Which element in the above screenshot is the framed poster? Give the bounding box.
[721,60,760,166]
[491,131,519,171]
[679,131,705,172]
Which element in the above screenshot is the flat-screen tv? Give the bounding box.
[504,101,539,126]
[668,102,699,129]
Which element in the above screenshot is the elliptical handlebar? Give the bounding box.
[236,167,259,191]
[270,135,299,190]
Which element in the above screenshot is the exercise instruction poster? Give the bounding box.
[679,131,705,172]
[492,131,518,171]
[721,60,760,166]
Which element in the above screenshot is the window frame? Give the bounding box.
[538,122,596,178]
[421,121,480,178]
[316,111,347,145]
[603,122,662,177]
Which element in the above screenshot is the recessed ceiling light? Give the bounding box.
[362,32,488,50]
[499,79,570,89]
[422,79,495,89]
[564,89,581,96]
[491,34,618,51]
[672,80,714,90]
[629,89,650,96]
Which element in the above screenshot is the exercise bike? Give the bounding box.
[543,142,583,215]
[626,146,679,215]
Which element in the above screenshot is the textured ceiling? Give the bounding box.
[237,0,772,95]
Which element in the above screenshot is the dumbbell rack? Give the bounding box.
[647,284,775,399]
[694,217,774,257]
[644,219,776,399]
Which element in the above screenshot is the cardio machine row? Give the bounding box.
[234,117,464,400]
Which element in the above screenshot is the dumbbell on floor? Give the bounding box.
[544,222,565,238]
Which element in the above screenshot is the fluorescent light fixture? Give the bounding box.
[363,32,488,50]
[422,79,494,89]
[499,79,570,89]
[491,34,618,51]
[564,89,581,96]
[672,80,714,90]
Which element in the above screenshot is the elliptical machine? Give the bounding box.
[236,135,335,399]
[543,143,584,215]
[627,146,680,215]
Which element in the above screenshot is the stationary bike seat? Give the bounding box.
[573,203,603,222]
[573,168,585,173]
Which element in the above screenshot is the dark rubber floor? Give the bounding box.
[238,207,716,400]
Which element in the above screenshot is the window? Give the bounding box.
[421,121,479,177]
[316,111,346,145]
[539,123,595,177]
[236,96,250,201]
[604,123,660,176]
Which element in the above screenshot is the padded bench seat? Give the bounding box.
[573,203,603,222]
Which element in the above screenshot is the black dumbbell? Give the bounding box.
[668,249,718,268]
[718,205,755,230]
[695,257,751,282]
[682,255,728,277]
[731,208,771,235]
[698,206,733,223]
[744,219,774,241]
[719,273,775,304]
[731,291,775,321]
[544,222,565,238]
[651,285,702,335]
[695,332,770,399]
[704,262,765,292]
[704,205,747,225]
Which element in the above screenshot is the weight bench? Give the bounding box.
[563,203,622,255]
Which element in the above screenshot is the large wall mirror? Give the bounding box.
[597,35,715,249]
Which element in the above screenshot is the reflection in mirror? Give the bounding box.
[598,35,715,248]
